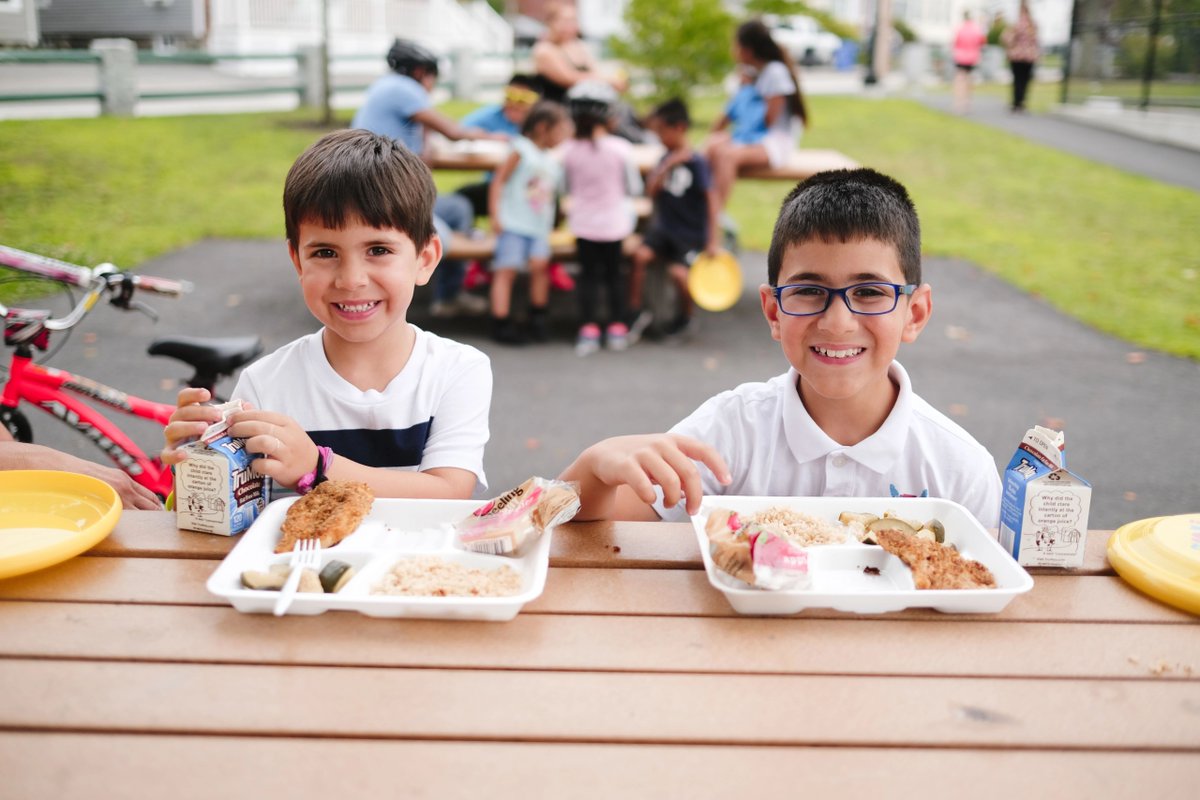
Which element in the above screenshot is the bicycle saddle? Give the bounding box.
[147,335,263,376]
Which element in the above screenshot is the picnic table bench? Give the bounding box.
[1,512,1197,797]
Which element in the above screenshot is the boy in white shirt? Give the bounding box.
[560,168,1001,527]
[163,129,491,498]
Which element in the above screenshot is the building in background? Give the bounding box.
[0,0,38,47]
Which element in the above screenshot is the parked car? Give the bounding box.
[763,14,843,66]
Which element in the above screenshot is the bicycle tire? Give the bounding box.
[1,406,33,443]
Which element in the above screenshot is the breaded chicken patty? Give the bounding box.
[275,480,374,554]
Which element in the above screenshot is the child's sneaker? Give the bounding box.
[463,260,491,290]
[455,292,489,315]
[625,309,654,346]
[526,308,550,343]
[492,316,524,346]
[605,322,629,352]
[549,262,576,291]
[574,323,601,357]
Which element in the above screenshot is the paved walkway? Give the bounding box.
[916,92,1200,192]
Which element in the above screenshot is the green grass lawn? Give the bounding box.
[1,98,1198,358]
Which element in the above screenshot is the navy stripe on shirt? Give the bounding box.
[309,420,432,469]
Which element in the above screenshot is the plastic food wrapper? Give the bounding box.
[455,477,581,556]
[748,525,812,590]
[704,510,810,589]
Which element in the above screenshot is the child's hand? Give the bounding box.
[572,433,731,516]
[161,387,223,466]
[227,410,319,489]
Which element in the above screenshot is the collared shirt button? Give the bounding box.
[831,454,849,468]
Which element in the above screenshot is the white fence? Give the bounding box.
[208,0,512,73]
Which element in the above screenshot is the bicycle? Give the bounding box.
[0,244,263,498]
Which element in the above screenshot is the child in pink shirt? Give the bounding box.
[560,81,644,356]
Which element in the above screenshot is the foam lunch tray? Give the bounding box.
[691,496,1034,615]
[207,497,552,621]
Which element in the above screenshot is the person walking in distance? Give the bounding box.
[1002,2,1040,113]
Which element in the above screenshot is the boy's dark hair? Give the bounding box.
[649,97,690,128]
[767,168,922,286]
[284,129,435,251]
[521,99,568,137]
[508,73,540,92]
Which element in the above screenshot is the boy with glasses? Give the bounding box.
[559,168,1001,527]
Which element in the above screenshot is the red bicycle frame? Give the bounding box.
[1,350,176,496]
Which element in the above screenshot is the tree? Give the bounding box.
[610,0,736,105]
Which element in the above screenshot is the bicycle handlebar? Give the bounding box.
[0,244,193,330]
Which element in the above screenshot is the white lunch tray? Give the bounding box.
[691,496,1033,615]
[207,497,552,621]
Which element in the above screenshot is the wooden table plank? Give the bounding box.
[3,659,1197,749]
[3,733,1197,800]
[94,513,1117,574]
[0,556,1187,623]
[2,601,1195,679]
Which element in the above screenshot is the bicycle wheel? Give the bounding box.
[1,406,33,443]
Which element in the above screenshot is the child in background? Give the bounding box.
[454,74,542,217]
[627,98,721,344]
[560,81,644,356]
[706,20,808,217]
[487,101,572,345]
[559,168,1002,529]
[163,130,492,500]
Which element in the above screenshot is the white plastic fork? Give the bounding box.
[273,539,322,616]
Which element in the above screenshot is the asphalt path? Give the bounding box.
[8,238,1197,529]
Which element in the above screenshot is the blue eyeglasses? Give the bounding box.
[771,282,917,316]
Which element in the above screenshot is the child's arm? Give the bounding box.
[161,387,224,466]
[227,410,477,499]
[412,107,506,143]
[558,434,731,521]
[488,150,522,234]
[644,147,694,198]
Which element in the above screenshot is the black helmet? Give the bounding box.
[566,80,617,117]
[386,39,439,77]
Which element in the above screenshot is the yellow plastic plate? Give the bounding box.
[0,470,121,580]
[688,249,743,312]
[1107,514,1200,615]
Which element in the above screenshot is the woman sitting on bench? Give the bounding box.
[705,19,809,216]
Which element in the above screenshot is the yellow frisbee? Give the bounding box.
[0,470,122,580]
[688,249,743,312]
[1107,513,1200,616]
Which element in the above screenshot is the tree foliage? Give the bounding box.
[610,0,736,105]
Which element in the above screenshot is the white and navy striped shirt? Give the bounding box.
[232,326,490,492]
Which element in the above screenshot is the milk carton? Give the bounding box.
[174,401,265,536]
[998,426,1092,568]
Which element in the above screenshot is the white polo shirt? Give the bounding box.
[652,362,1002,527]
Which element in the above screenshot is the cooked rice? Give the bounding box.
[372,555,523,597]
[750,507,852,546]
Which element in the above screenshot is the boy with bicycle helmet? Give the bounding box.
[164,130,491,500]
[353,38,504,318]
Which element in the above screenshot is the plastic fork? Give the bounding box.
[273,539,322,616]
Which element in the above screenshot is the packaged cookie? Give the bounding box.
[456,477,581,556]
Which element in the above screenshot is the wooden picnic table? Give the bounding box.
[1,513,1196,798]
[427,141,859,181]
